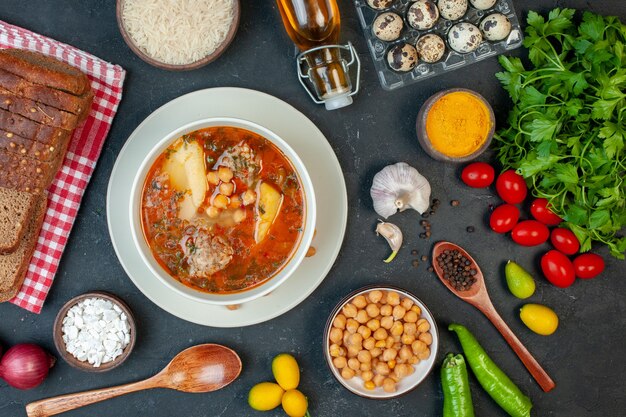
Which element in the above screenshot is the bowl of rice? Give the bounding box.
[116,0,240,71]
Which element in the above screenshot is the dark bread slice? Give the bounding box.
[0,67,92,115]
[0,149,57,184]
[0,107,68,145]
[0,187,37,254]
[0,128,65,162]
[0,196,46,302]
[0,87,80,130]
[0,49,90,96]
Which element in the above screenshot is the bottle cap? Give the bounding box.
[324,93,353,111]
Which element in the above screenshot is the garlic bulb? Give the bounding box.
[376,220,403,263]
[370,162,431,218]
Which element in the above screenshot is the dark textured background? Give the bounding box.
[1,1,624,416]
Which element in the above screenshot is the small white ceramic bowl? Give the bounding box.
[129,117,316,306]
[324,285,439,399]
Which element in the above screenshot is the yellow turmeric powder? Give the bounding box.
[425,91,492,157]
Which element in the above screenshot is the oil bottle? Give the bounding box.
[277,0,360,110]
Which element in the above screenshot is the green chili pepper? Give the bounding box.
[449,324,532,417]
[441,353,475,417]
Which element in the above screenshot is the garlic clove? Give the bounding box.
[370,162,431,218]
[376,220,403,263]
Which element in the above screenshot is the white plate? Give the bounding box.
[106,88,348,327]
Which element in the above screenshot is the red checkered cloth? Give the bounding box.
[0,20,126,313]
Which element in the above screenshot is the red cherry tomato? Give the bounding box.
[530,198,563,226]
[573,253,605,279]
[550,228,580,255]
[511,220,550,246]
[489,204,520,233]
[495,170,528,204]
[461,162,495,188]
[541,250,576,288]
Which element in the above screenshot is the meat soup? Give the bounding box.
[141,126,305,294]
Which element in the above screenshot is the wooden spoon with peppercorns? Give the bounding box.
[432,241,555,393]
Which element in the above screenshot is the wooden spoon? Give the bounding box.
[26,344,242,417]
[432,241,555,393]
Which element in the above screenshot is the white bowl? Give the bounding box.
[129,117,316,306]
[324,286,439,399]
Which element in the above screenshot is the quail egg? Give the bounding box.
[480,13,512,41]
[407,0,439,30]
[367,0,394,10]
[448,22,483,53]
[470,0,497,10]
[387,43,418,72]
[415,34,446,63]
[373,12,404,42]
[438,0,468,21]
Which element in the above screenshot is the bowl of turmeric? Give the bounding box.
[416,89,495,162]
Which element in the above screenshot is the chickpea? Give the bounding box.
[372,358,379,367]
[219,182,234,196]
[392,305,406,320]
[348,333,363,347]
[388,371,400,383]
[393,342,402,351]
[366,303,380,318]
[356,310,369,324]
[329,343,344,357]
[233,208,246,223]
[380,316,394,330]
[363,380,375,390]
[242,189,256,206]
[348,358,360,371]
[375,361,390,376]
[380,304,393,317]
[366,319,381,332]
[373,374,385,387]
[387,291,400,306]
[217,166,233,182]
[385,337,395,349]
[370,347,382,358]
[383,378,397,393]
[401,297,414,310]
[418,348,431,360]
[357,325,372,340]
[206,206,219,218]
[353,295,367,308]
[213,194,229,209]
[333,356,347,369]
[419,332,433,345]
[375,340,386,348]
[382,348,398,362]
[347,346,360,358]
[368,290,383,303]
[363,337,376,350]
[360,362,372,372]
[404,322,417,336]
[395,364,411,378]
[373,328,388,341]
[387,360,397,370]
[390,321,404,337]
[229,194,242,209]
[343,332,351,347]
[346,318,359,334]
[379,292,388,304]
[404,310,418,323]
[341,367,355,380]
[411,340,427,354]
[358,350,372,363]
[399,345,413,361]
[329,327,343,344]
[417,319,431,333]
[401,333,416,345]
[342,303,357,318]
[409,356,420,365]
[361,370,374,382]
[411,305,422,316]
[406,364,415,375]
[207,171,220,185]
[333,314,347,329]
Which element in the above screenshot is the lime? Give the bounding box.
[505,260,536,299]
[520,304,559,336]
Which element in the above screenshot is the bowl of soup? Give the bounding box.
[130,117,316,305]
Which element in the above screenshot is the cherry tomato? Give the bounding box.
[530,198,563,226]
[573,253,605,279]
[495,170,528,204]
[541,250,576,288]
[490,204,520,233]
[461,162,495,188]
[550,228,580,255]
[511,220,550,246]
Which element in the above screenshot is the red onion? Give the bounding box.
[0,344,55,389]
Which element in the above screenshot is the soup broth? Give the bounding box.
[141,126,305,294]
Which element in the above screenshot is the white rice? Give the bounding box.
[122,0,235,65]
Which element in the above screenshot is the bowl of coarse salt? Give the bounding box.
[53,292,136,372]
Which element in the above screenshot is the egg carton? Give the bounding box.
[355,0,523,91]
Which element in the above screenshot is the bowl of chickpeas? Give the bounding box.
[324,286,439,398]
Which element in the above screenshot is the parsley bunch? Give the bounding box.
[494,8,626,258]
